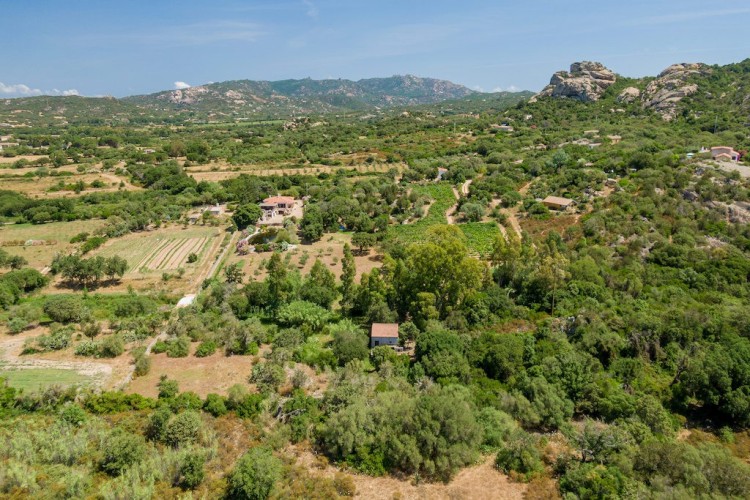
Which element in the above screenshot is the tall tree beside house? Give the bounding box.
[232,204,262,231]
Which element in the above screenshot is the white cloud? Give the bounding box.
[0,82,79,97]
[174,81,191,90]
[302,0,318,19]
[492,85,520,92]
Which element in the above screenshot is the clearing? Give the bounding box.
[0,219,106,270]
[289,447,527,500]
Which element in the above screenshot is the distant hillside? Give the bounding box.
[122,75,478,116]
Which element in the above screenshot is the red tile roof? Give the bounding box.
[370,323,399,338]
[262,196,295,204]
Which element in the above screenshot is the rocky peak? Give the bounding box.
[533,61,616,102]
[641,62,710,120]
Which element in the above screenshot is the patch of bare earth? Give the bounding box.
[125,343,266,398]
[288,447,527,500]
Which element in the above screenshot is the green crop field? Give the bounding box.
[459,222,502,256]
[0,368,91,391]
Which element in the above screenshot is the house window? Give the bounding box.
[374,340,380,346]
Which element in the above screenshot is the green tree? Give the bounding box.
[232,204,262,231]
[226,447,282,500]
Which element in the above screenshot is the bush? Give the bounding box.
[99,429,147,476]
[74,340,100,357]
[99,335,125,358]
[43,295,89,323]
[58,403,87,426]
[495,430,544,482]
[158,376,179,399]
[7,317,27,334]
[187,253,198,264]
[177,454,205,490]
[166,336,191,358]
[250,362,286,394]
[37,326,73,351]
[195,340,217,357]
[203,393,228,417]
[226,447,282,500]
[165,410,202,448]
[152,340,168,354]
[134,354,151,377]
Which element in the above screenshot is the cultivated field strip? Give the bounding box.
[126,237,214,274]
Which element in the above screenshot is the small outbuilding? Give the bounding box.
[370,323,399,348]
[542,196,575,211]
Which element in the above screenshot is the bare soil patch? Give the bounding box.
[125,345,259,398]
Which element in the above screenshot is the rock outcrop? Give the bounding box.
[641,63,710,120]
[617,87,641,103]
[534,62,616,102]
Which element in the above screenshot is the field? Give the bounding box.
[459,222,503,256]
[388,183,502,256]
[0,173,133,198]
[388,183,455,243]
[0,219,106,270]
[91,224,226,294]
[0,368,91,391]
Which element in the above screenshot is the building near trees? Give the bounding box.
[369,323,399,348]
[542,196,575,211]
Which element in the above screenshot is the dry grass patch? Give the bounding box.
[0,219,106,270]
[125,346,258,398]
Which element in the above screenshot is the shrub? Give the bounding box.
[146,406,172,442]
[226,447,282,500]
[74,340,100,357]
[250,362,286,394]
[58,403,87,426]
[177,454,205,490]
[158,376,179,399]
[99,335,125,358]
[203,393,228,417]
[152,340,168,354]
[43,295,89,323]
[495,430,543,482]
[134,354,151,377]
[99,429,147,476]
[166,336,191,358]
[187,253,198,264]
[37,326,73,351]
[7,317,27,334]
[165,410,202,448]
[195,340,217,358]
[114,295,157,318]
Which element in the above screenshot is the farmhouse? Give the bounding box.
[711,146,740,162]
[260,196,296,218]
[542,196,575,211]
[370,323,399,348]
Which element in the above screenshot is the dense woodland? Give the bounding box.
[1,60,750,498]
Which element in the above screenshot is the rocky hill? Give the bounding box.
[123,75,477,116]
[533,59,750,125]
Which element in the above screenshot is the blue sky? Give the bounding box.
[1,0,749,97]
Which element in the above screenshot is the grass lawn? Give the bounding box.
[459,222,502,256]
[0,368,91,391]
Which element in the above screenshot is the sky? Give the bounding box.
[1,0,749,98]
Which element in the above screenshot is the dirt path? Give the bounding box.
[498,181,532,238]
[446,180,472,225]
[116,231,237,390]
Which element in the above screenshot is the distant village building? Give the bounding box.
[369,323,399,348]
[711,146,740,162]
[260,196,296,219]
[542,196,575,211]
